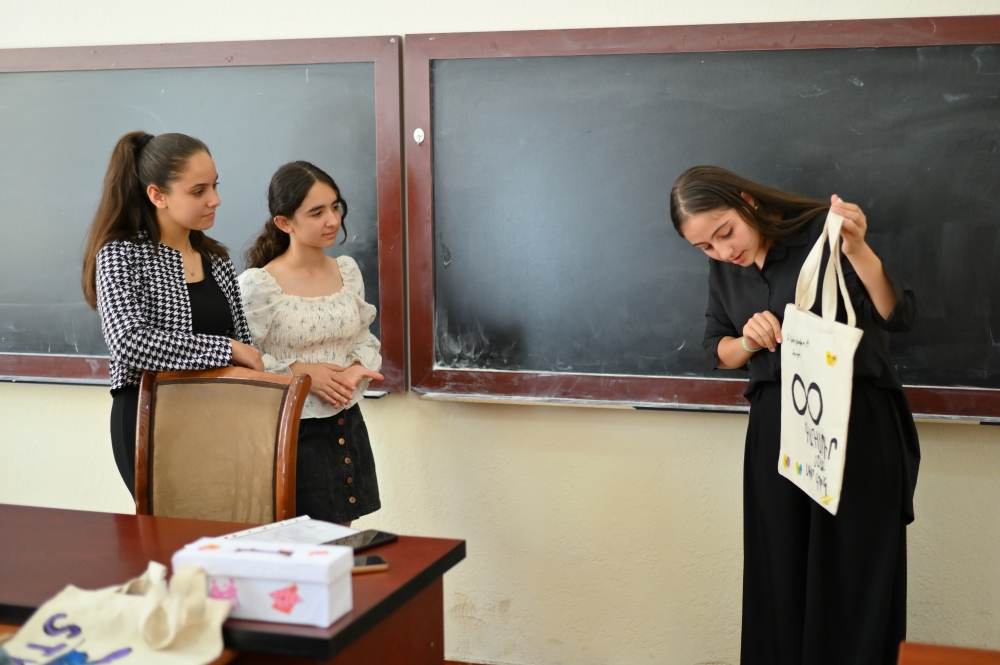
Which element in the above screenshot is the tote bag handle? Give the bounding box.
[793,209,857,328]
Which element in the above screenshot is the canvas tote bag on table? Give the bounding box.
[778,209,864,515]
[0,562,229,665]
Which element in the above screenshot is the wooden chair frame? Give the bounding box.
[134,367,311,523]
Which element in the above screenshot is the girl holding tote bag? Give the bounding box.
[670,166,919,665]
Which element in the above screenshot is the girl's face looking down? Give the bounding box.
[275,181,343,249]
[681,203,766,268]
[147,150,220,232]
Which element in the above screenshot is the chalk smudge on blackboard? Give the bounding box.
[943,93,970,102]
[441,244,452,267]
[69,319,79,353]
[661,340,685,359]
[916,46,942,64]
[437,311,518,368]
[847,77,864,87]
[798,86,831,98]
[972,45,1000,75]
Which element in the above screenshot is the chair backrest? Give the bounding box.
[135,367,311,524]
[899,641,1000,665]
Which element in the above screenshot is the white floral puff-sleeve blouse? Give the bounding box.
[238,255,382,419]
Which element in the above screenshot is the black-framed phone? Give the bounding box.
[326,529,397,552]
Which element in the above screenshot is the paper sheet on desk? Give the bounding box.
[217,515,359,544]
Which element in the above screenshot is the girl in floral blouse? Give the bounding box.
[239,162,383,525]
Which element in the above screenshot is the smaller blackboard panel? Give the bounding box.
[429,43,1000,390]
[0,62,377,356]
[0,38,405,389]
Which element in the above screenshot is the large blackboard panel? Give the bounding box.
[406,19,1000,419]
[0,38,405,390]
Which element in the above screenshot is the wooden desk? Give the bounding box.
[0,504,465,664]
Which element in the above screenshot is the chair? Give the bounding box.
[899,641,1000,664]
[135,367,311,525]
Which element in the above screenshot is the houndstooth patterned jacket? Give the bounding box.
[96,233,253,391]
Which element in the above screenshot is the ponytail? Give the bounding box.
[82,131,228,308]
[82,131,151,307]
[244,161,348,269]
[244,219,292,269]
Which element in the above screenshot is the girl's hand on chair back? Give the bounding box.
[231,340,265,372]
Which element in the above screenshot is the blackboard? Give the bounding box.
[406,18,1000,419]
[0,38,405,391]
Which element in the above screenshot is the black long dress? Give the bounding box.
[703,213,920,665]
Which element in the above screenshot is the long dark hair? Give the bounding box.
[670,165,829,244]
[82,131,228,308]
[244,161,348,269]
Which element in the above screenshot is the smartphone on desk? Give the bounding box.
[353,554,388,574]
[327,529,397,552]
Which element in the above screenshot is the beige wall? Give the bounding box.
[2,1,1000,663]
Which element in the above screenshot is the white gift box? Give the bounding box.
[172,537,354,627]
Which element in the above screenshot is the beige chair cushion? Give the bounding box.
[150,380,286,524]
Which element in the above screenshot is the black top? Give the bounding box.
[187,254,235,337]
[703,212,917,397]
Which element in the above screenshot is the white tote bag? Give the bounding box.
[778,209,864,515]
[1,562,230,665]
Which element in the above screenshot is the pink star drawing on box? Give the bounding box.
[209,578,240,608]
[270,584,303,614]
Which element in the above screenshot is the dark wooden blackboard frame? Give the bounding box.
[405,16,1000,420]
[0,36,406,393]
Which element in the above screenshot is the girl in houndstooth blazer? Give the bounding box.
[82,131,264,498]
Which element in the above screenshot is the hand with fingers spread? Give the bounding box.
[830,194,868,256]
[743,310,783,353]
